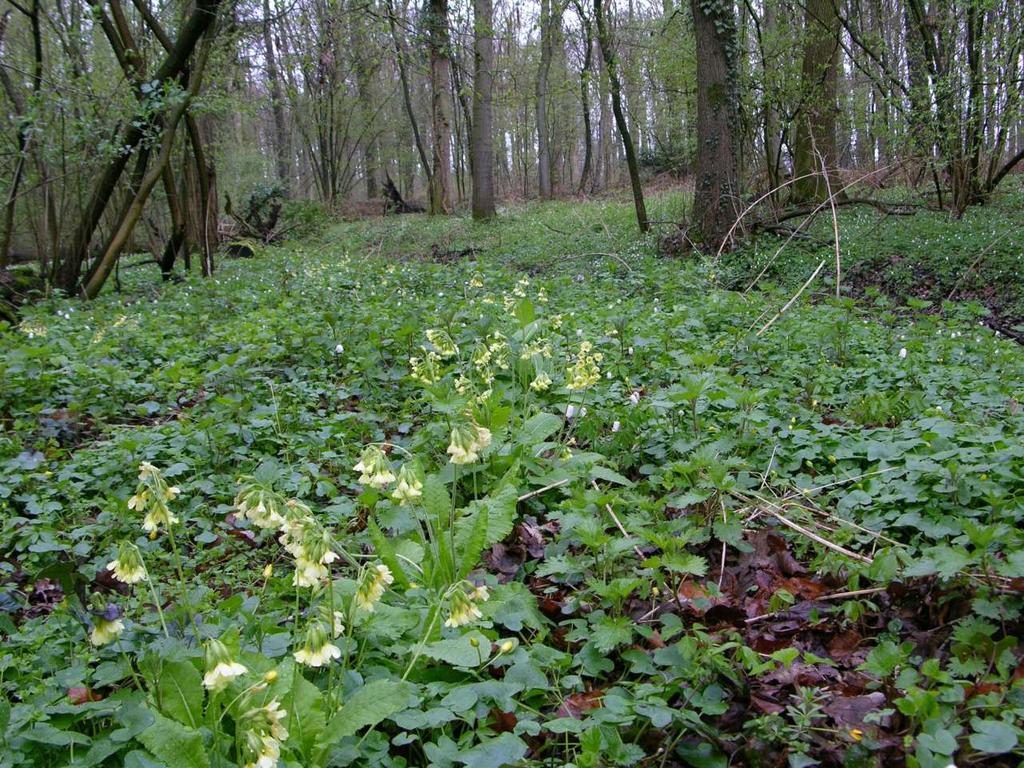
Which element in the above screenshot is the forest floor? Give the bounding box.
[1,188,1024,767]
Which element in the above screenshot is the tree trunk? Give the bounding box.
[471,0,496,219]
[596,35,613,190]
[594,0,648,232]
[536,0,554,199]
[573,0,594,194]
[689,0,740,251]
[56,0,221,294]
[386,0,431,190]
[262,0,291,195]
[792,0,842,203]
[427,0,454,214]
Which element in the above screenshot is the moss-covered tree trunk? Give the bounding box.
[792,0,841,204]
[689,0,739,251]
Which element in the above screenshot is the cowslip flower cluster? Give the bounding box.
[445,584,489,628]
[234,479,286,530]
[353,445,396,488]
[530,372,552,392]
[355,563,394,612]
[566,341,602,391]
[425,329,459,359]
[203,638,247,691]
[293,621,341,667]
[107,541,147,584]
[391,462,424,505]
[128,461,180,533]
[278,505,337,589]
[409,349,442,385]
[90,605,124,646]
[447,420,492,464]
[240,700,288,768]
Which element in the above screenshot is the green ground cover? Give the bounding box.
[1,194,1024,767]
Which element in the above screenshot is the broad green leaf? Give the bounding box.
[422,474,452,531]
[517,412,562,445]
[320,679,416,748]
[590,465,633,487]
[419,631,492,668]
[455,733,529,767]
[367,517,411,589]
[457,503,488,579]
[969,719,1018,754]
[136,711,208,768]
[156,660,203,728]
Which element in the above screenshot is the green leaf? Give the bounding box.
[422,474,452,531]
[156,660,203,728]
[136,711,208,768]
[419,631,492,668]
[319,679,415,751]
[270,659,325,758]
[515,298,536,328]
[457,503,488,579]
[455,485,517,557]
[590,465,633,487]
[590,613,633,653]
[455,733,529,767]
[518,412,563,445]
[969,719,1018,754]
[367,517,411,589]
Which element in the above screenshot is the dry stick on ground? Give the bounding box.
[753,259,826,336]
[744,586,889,624]
[728,488,873,564]
[591,480,645,558]
[517,478,570,502]
[741,165,902,296]
[745,487,902,549]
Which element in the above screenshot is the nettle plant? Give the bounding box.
[64,275,617,766]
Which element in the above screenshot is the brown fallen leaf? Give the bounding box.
[556,689,604,719]
[68,686,103,705]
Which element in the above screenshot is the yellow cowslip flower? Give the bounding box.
[536,287,548,304]
[391,463,424,505]
[142,504,179,534]
[530,372,552,392]
[444,590,482,628]
[426,329,459,359]
[240,699,289,768]
[566,341,602,391]
[487,332,510,370]
[521,339,553,360]
[469,274,484,288]
[292,556,327,588]
[354,563,394,612]
[499,639,515,654]
[203,638,247,691]
[129,462,180,534]
[469,585,490,603]
[409,349,441,385]
[234,480,285,530]
[90,606,124,646]
[353,446,396,488]
[447,421,492,465]
[293,622,341,667]
[849,729,863,742]
[107,541,146,584]
[277,499,315,558]
[512,276,529,298]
